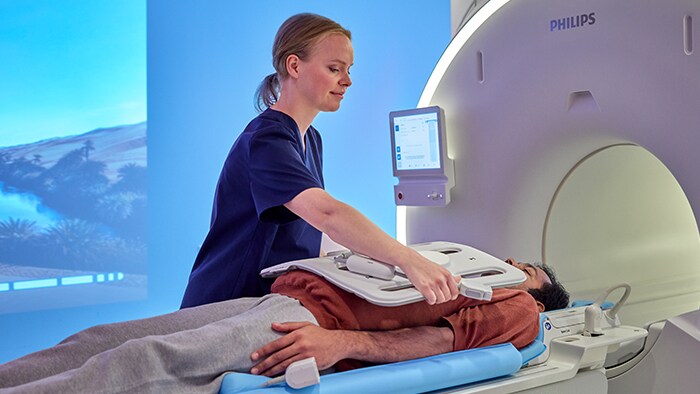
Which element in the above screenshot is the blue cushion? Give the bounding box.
[219,343,524,394]
[571,300,615,309]
[220,315,551,394]
[519,339,545,365]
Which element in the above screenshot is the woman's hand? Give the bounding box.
[285,188,461,304]
[400,255,461,304]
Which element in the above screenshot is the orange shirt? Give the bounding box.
[272,271,540,369]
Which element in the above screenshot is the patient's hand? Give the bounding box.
[401,255,461,305]
[250,322,346,377]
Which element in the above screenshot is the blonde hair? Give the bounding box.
[255,13,352,112]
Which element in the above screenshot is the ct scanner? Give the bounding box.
[396,0,700,392]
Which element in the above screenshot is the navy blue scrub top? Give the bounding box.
[181,109,324,308]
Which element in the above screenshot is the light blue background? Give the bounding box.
[0,0,146,146]
[0,1,450,363]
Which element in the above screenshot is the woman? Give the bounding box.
[181,13,459,308]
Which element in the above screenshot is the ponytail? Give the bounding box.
[255,73,280,112]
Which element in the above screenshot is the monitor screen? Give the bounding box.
[390,106,444,176]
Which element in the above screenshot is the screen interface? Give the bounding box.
[393,111,441,171]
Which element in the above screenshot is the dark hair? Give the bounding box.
[255,13,352,112]
[527,263,570,311]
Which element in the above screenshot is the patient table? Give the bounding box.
[218,305,647,393]
[218,242,648,393]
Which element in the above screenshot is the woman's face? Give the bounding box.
[296,33,354,113]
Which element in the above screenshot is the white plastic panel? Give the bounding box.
[402,0,700,327]
[261,242,525,306]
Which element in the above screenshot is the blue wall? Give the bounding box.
[0,1,450,363]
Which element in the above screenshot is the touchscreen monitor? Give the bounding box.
[390,106,446,177]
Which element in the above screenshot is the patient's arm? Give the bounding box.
[250,321,454,377]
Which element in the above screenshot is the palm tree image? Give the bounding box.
[0,3,148,318]
[0,218,38,241]
[113,163,147,193]
[0,127,147,274]
[40,219,105,268]
[0,218,41,265]
[82,139,95,161]
[0,218,39,254]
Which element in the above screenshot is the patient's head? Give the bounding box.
[505,258,570,312]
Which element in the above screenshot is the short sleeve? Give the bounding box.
[442,290,540,351]
[249,126,323,223]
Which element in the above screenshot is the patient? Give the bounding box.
[0,258,568,394]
